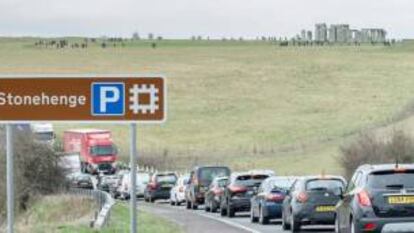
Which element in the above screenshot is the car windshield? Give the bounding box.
[217,179,228,187]
[368,170,414,189]
[235,174,269,187]
[137,173,150,183]
[199,167,230,185]
[269,178,296,190]
[35,132,54,141]
[306,179,345,192]
[90,145,116,156]
[156,174,177,184]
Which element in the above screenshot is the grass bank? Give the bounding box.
[13,195,182,233]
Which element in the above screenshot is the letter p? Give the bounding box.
[92,83,125,116]
[100,86,119,112]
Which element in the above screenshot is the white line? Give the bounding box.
[195,212,262,233]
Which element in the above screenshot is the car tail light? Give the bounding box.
[148,182,158,190]
[213,188,224,195]
[229,185,247,193]
[297,192,308,203]
[266,193,285,202]
[363,223,377,231]
[357,190,372,207]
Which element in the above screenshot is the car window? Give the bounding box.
[368,170,414,189]
[235,174,269,187]
[306,179,345,192]
[198,167,230,185]
[346,172,361,193]
[157,174,177,183]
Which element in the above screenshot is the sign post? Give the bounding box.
[0,75,166,233]
[6,124,14,233]
[130,123,137,233]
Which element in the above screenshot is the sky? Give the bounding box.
[0,0,413,39]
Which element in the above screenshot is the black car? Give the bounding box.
[336,164,414,233]
[250,176,297,224]
[220,171,271,217]
[97,175,119,193]
[185,166,231,210]
[67,172,94,190]
[282,175,346,232]
[144,172,177,202]
[205,176,229,212]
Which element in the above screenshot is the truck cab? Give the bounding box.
[64,129,118,175]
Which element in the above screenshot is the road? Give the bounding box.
[138,200,335,233]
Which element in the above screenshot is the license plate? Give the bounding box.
[388,196,414,204]
[315,206,335,212]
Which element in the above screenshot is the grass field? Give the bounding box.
[14,195,182,233]
[2,38,414,175]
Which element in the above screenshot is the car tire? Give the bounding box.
[291,214,301,233]
[350,217,360,233]
[191,201,198,210]
[220,204,227,216]
[176,201,181,206]
[227,204,235,218]
[259,207,269,225]
[211,201,217,213]
[150,197,155,203]
[186,200,191,209]
[282,210,291,230]
[250,207,259,223]
[205,201,211,212]
[335,215,341,233]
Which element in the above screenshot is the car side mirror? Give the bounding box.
[338,188,344,199]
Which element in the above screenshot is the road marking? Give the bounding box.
[195,212,262,233]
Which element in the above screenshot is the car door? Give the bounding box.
[339,171,361,231]
[252,181,265,216]
[283,179,299,221]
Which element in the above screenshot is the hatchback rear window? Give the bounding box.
[235,175,269,186]
[156,174,177,183]
[368,170,414,189]
[306,179,345,192]
[199,167,230,183]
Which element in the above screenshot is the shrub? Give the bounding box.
[339,130,414,179]
[0,126,65,218]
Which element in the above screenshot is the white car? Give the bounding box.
[170,175,189,206]
[117,171,150,199]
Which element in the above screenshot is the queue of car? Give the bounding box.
[68,162,414,233]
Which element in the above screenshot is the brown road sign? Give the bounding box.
[0,75,166,123]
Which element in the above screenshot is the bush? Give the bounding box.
[340,130,414,179]
[0,126,65,218]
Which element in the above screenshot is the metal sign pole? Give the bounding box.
[6,124,14,233]
[130,123,137,233]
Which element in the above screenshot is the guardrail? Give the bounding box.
[66,188,115,229]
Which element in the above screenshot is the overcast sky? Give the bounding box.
[0,0,412,39]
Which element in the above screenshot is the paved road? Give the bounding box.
[138,200,335,233]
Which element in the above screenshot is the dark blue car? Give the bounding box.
[250,176,297,224]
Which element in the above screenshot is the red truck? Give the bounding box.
[64,129,117,174]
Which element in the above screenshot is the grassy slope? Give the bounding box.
[14,195,181,233]
[2,38,414,174]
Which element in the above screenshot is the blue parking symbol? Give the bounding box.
[91,82,125,116]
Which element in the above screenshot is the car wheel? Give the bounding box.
[259,206,269,225]
[205,200,211,212]
[350,217,359,233]
[191,201,198,210]
[220,204,227,216]
[282,210,291,230]
[250,207,258,223]
[291,214,301,233]
[335,215,341,233]
[186,200,191,209]
[227,204,235,218]
[211,201,217,213]
[150,197,155,203]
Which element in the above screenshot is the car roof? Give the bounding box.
[358,163,414,173]
[193,166,230,170]
[298,175,345,182]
